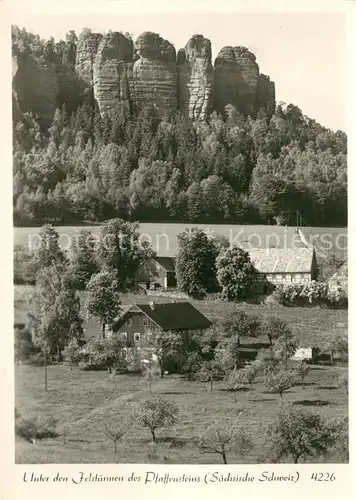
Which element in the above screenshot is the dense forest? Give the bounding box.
[12,27,347,227]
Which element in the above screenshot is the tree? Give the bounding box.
[264,368,299,398]
[103,423,125,454]
[82,336,127,374]
[31,225,68,274]
[295,361,310,389]
[216,246,256,301]
[175,228,219,298]
[267,402,341,463]
[30,264,83,367]
[224,369,247,399]
[135,397,178,443]
[96,218,154,287]
[242,363,259,391]
[321,331,348,364]
[271,333,299,369]
[197,360,225,391]
[61,338,82,369]
[69,229,99,290]
[220,310,259,348]
[145,330,183,378]
[141,365,160,394]
[259,316,291,346]
[86,271,122,338]
[193,421,252,464]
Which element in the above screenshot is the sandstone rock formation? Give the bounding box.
[93,32,134,116]
[177,35,213,121]
[257,73,276,115]
[132,32,177,118]
[213,45,260,117]
[12,54,59,127]
[75,30,102,100]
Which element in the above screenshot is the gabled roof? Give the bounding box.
[248,248,315,274]
[115,302,212,332]
[153,256,176,272]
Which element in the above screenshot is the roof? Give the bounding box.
[153,256,176,272]
[248,248,315,274]
[116,302,212,332]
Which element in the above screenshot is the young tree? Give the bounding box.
[103,423,125,454]
[96,218,154,287]
[135,397,178,443]
[220,310,259,348]
[295,361,310,389]
[86,271,122,338]
[267,402,341,463]
[197,360,225,391]
[193,421,252,464]
[242,363,259,391]
[69,229,99,290]
[61,338,82,369]
[141,365,160,394]
[259,316,291,346]
[225,369,247,400]
[175,228,219,298]
[272,332,298,369]
[216,246,256,301]
[321,331,348,364]
[264,368,299,398]
[145,330,183,378]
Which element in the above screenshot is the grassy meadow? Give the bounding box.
[15,362,348,464]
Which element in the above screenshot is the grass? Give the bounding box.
[15,361,348,464]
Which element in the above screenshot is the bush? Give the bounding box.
[277,280,347,308]
[14,328,37,362]
[15,415,58,444]
[62,338,83,368]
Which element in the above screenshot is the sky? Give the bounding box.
[11,8,346,131]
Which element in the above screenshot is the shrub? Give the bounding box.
[62,338,83,368]
[15,415,58,444]
[277,280,347,308]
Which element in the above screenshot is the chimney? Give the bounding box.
[149,301,155,310]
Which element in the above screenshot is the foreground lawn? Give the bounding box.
[15,363,348,464]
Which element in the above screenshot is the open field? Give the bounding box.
[15,362,348,464]
[13,224,347,261]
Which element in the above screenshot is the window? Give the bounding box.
[142,317,149,327]
[126,318,132,326]
[121,332,127,341]
[122,348,127,359]
[134,333,141,343]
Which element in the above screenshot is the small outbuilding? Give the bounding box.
[137,256,176,290]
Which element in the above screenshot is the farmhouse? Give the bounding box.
[249,247,317,293]
[137,256,176,290]
[110,301,212,370]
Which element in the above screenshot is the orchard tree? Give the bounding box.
[259,316,292,346]
[321,330,348,364]
[69,229,99,290]
[175,228,219,298]
[96,218,154,287]
[86,271,122,338]
[197,360,225,391]
[220,310,260,347]
[103,423,125,454]
[264,368,299,398]
[82,336,127,373]
[194,421,252,464]
[267,402,341,463]
[135,397,178,443]
[216,246,256,301]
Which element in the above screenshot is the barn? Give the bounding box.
[137,256,176,290]
[248,247,318,293]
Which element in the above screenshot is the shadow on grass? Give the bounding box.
[220,387,250,393]
[295,382,315,387]
[294,399,330,407]
[156,436,187,448]
[317,385,338,390]
[161,391,195,395]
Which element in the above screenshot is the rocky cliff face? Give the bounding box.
[12,54,59,127]
[75,31,103,100]
[257,73,276,115]
[93,32,134,116]
[213,45,260,117]
[12,30,276,126]
[132,32,177,118]
[177,35,213,121]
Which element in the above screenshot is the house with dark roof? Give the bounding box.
[248,247,317,293]
[137,256,177,290]
[110,301,212,370]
